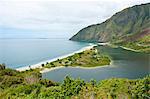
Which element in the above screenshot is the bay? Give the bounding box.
[42,45,150,82]
[0,38,88,68]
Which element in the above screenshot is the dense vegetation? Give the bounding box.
[44,47,110,68]
[116,29,150,53]
[120,42,150,53]
[70,3,150,53]
[0,64,150,99]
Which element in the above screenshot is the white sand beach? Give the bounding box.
[120,46,140,52]
[40,66,65,73]
[16,44,97,72]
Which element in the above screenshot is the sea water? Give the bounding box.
[0,38,88,68]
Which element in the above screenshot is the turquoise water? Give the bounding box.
[0,38,88,68]
[42,45,150,82]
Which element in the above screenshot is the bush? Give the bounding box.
[41,64,45,67]
[0,63,6,70]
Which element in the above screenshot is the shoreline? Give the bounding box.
[40,66,107,73]
[40,56,114,73]
[41,64,112,73]
[120,46,140,52]
[40,66,65,73]
[16,44,97,71]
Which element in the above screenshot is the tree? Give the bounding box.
[46,62,49,65]
[90,79,96,87]
[29,65,32,70]
[0,63,6,70]
[41,64,44,67]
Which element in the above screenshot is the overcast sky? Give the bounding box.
[0,0,149,38]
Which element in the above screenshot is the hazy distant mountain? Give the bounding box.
[70,3,150,43]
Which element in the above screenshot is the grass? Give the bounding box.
[44,48,111,68]
[121,42,150,53]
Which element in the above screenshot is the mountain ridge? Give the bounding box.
[70,3,150,43]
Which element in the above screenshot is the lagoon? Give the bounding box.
[42,45,150,82]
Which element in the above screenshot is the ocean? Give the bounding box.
[0,38,88,69]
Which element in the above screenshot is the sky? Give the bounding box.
[0,0,149,38]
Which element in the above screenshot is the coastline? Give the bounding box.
[40,65,109,73]
[120,46,140,52]
[40,57,114,73]
[16,44,96,71]
[40,66,65,73]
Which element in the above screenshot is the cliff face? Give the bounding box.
[70,3,150,43]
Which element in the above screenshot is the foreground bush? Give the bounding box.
[0,65,149,99]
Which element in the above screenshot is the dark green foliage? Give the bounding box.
[0,76,23,89]
[0,68,19,76]
[78,76,150,99]
[39,79,56,87]
[41,64,45,67]
[0,64,149,99]
[90,79,97,87]
[61,76,85,97]
[131,76,150,99]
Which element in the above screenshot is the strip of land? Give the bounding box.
[16,41,149,73]
[16,44,97,71]
[44,47,110,68]
[16,43,112,73]
[120,46,141,52]
[120,43,150,53]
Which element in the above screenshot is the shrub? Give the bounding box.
[0,63,6,70]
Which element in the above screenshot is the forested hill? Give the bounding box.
[70,3,150,43]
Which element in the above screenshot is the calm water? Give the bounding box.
[42,45,150,82]
[0,38,88,68]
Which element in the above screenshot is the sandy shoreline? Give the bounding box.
[120,46,140,52]
[40,59,113,73]
[40,65,108,73]
[40,66,65,73]
[16,44,96,71]
[40,44,145,73]
[40,54,113,73]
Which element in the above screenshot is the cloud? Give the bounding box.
[0,0,149,38]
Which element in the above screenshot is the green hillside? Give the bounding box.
[70,3,150,43]
[0,64,150,99]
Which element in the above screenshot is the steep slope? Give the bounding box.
[119,28,150,53]
[70,3,150,43]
